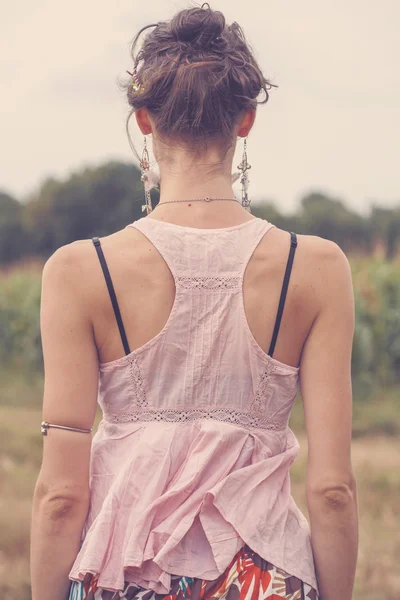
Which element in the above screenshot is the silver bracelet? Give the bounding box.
[41,421,92,436]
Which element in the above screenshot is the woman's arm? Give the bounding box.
[30,242,99,600]
[300,238,358,600]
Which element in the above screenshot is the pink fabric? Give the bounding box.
[69,216,319,596]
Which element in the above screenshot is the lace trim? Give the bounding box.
[129,357,148,407]
[102,407,286,431]
[250,363,278,412]
[176,276,241,290]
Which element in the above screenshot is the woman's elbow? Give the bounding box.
[33,478,90,518]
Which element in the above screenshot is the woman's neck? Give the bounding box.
[156,143,237,199]
[158,172,236,204]
[152,179,249,226]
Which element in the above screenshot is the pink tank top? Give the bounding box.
[69,216,319,596]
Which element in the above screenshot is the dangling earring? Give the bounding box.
[140,136,161,214]
[140,136,153,214]
[234,137,252,213]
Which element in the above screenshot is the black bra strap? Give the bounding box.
[268,232,298,357]
[92,237,131,355]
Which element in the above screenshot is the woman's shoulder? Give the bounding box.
[294,233,352,290]
[263,226,351,284]
[286,232,354,332]
[295,232,349,261]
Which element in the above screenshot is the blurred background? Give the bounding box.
[1,1,399,598]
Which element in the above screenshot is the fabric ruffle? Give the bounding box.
[69,420,318,596]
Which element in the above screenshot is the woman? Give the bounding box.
[30,4,358,600]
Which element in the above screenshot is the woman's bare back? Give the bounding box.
[74,219,342,371]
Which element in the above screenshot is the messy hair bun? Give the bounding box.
[119,3,276,154]
[172,2,225,48]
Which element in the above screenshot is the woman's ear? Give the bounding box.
[237,108,256,138]
[135,107,153,135]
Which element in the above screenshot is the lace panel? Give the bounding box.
[250,362,278,412]
[129,357,148,407]
[176,276,241,290]
[102,407,285,431]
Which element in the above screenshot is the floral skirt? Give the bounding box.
[68,544,319,600]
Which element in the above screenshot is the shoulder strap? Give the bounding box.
[268,231,298,357]
[92,237,131,355]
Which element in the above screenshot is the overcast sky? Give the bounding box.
[1,0,399,214]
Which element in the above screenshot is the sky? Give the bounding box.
[1,0,399,214]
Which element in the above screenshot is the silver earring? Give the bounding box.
[236,137,252,213]
[140,136,152,214]
[140,136,161,215]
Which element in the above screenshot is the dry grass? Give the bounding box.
[292,434,400,600]
[0,405,399,599]
[0,406,102,600]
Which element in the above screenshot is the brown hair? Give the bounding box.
[118,3,276,158]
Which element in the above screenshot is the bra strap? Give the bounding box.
[268,231,298,357]
[92,237,131,355]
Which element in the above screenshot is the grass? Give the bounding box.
[0,366,44,408]
[290,433,400,600]
[0,405,103,600]
[289,386,400,438]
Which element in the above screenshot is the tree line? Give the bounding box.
[1,160,400,265]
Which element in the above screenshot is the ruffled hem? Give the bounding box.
[69,421,318,596]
